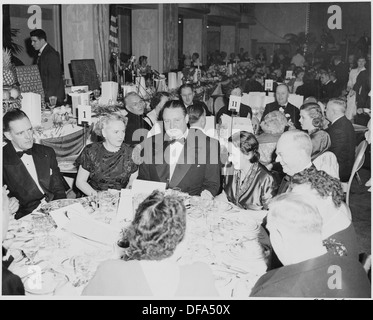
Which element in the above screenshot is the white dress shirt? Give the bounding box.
[17,151,44,194]
[169,129,189,179]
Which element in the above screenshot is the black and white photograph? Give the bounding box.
[1,1,371,302]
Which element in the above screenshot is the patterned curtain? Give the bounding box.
[93,4,110,82]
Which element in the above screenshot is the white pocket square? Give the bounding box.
[50,169,53,175]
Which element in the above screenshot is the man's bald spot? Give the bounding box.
[279,130,312,157]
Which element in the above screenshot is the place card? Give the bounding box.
[264,79,273,91]
[228,95,242,113]
[77,105,92,125]
[285,70,294,80]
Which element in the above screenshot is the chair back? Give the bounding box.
[313,151,340,179]
[345,140,368,206]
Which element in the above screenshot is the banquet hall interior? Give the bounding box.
[2,2,371,298]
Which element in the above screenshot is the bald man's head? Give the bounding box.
[276,84,290,106]
[276,130,312,176]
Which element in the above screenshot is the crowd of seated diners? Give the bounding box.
[3,47,371,298]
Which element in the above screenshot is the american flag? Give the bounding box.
[109,4,118,52]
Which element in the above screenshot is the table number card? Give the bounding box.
[228,95,241,113]
[286,70,294,80]
[77,105,92,125]
[264,79,274,91]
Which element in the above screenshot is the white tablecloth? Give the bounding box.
[4,191,270,297]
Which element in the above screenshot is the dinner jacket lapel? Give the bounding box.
[3,143,44,199]
[154,137,171,184]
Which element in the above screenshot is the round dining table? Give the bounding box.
[4,190,271,298]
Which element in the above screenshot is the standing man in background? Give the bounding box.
[30,29,65,106]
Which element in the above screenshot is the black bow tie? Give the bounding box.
[16,149,32,158]
[169,138,186,145]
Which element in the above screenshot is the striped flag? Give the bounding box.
[109,5,118,52]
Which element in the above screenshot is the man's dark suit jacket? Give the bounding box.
[2,247,24,295]
[326,116,356,182]
[3,143,67,219]
[332,61,349,91]
[37,43,65,105]
[320,81,338,103]
[124,110,151,147]
[138,128,221,196]
[261,101,301,130]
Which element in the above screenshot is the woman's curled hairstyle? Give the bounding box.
[93,112,128,137]
[121,190,186,261]
[300,102,325,130]
[229,131,260,163]
[290,166,344,207]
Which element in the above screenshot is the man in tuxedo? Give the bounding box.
[325,99,356,182]
[30,29,65,105]
[138,100,221,198]
[260,84,301,130]
[123,92,152,146]
[3,109,67,219]
[275,130,314,194]
[179,83,212,116]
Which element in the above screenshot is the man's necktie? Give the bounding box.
[16,149,32,158]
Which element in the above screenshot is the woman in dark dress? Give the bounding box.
[221,131,277,210]
[75,113,138,196]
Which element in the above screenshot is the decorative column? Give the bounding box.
[183,19,203,61]
[201,15,208,65]
[132,9,160,72]
[235,23,240,55]
[162,4,178,72]
[220,25,236,56]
